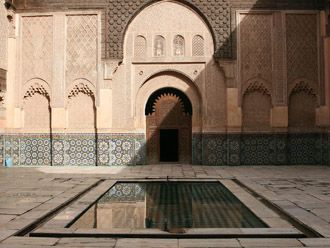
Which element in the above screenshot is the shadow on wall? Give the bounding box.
[128,0,330,167]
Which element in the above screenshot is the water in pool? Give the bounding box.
[71,182,267,231]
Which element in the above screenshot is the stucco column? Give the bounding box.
[97,88,112,129]
[6,17,18,128]
[217,61,242,131]
[226,88,242,131]
[319,36,330,126]
[51,13,66,129]
[271,106,288,128]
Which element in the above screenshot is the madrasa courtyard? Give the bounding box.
[0,0,330,247]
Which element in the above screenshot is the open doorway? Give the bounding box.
[160,129,179,162]
[146,87,192,164]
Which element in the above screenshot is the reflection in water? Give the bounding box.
[71,182,267,231]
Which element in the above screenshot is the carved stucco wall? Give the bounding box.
[1,1,328,166]
[21,16,53,86]
[239,13,273,130]
[122,1,218,131]
[239,11,321,130]
[0,0,7,110]
[0,0,8,70]
[108,0,231,59]
[18,11,100,131]
[286,14,320,130]
[66,14,98,86]
[239,13,273,89]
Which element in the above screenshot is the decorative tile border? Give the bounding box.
[0,133,329,166]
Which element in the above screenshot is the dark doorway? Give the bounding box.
[146,87,192,164]
[160,129,179,162]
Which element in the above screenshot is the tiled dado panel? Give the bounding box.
[197,133,330,166]
[0,134,146,166]
[1,133,329,166]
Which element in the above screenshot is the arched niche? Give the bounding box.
[135,71,202,133]
[288,80,317,131]
[67,79,96,131]
[242,79,272,132]
[22,78,51,131]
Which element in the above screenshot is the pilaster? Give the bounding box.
[52,13,65,108]
[226,88,242,131]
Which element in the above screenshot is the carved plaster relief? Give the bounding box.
[286,14,319,95]
[239,13,273,91]
[0,0,8,70]
[66,14,98,86]
[21,16,53,84]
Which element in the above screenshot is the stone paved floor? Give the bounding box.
[0,165,330,247]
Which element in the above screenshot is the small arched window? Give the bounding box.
[154,35,165,57]
[134,35,147,57]
[192,35,204,56]
[173,35,185,56]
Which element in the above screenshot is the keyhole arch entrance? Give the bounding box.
[145,87,192,164]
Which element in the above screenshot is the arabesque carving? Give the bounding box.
[240,14,273,85]
[286,14,318,89]
[68,83,95,99]
[23,83,50,100]
[21,16,53,84]
[290,80,317,96]
[66,14,98,85]
[243,80,271,96]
